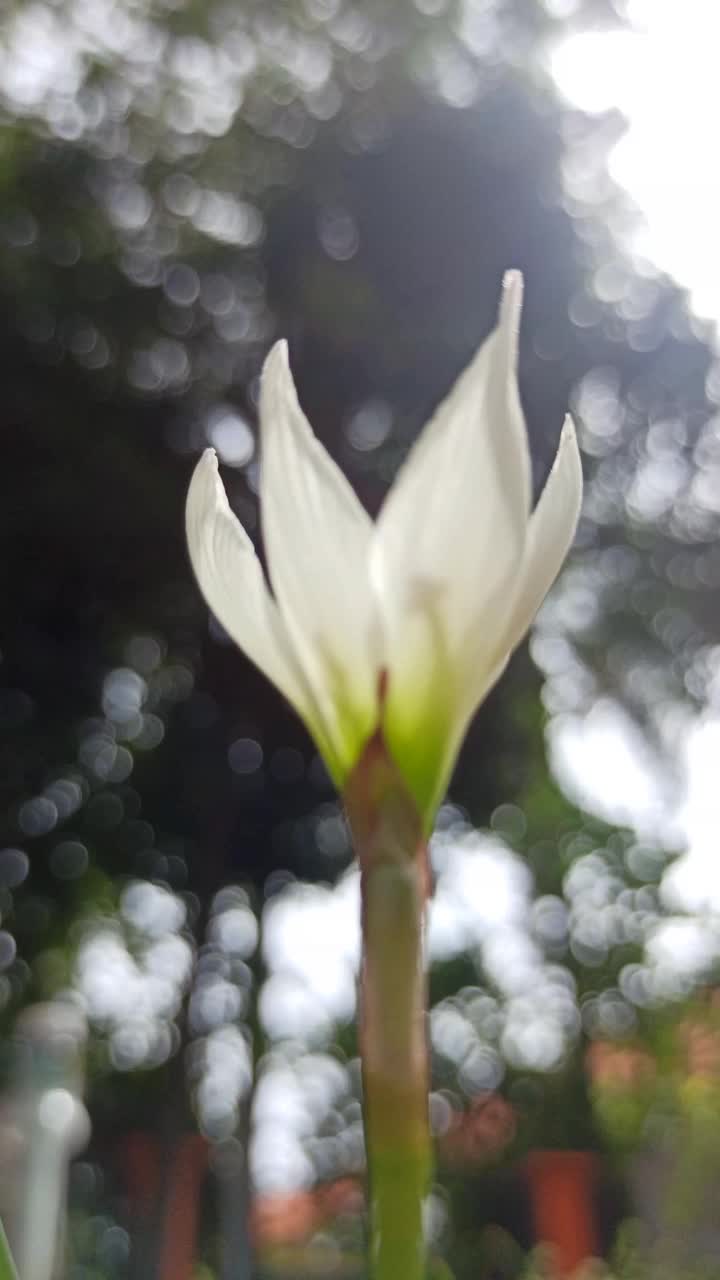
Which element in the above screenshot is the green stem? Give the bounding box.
[345,736,431,1280]
[362,857,430,1280]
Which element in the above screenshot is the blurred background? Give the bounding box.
[2,0,720,1276]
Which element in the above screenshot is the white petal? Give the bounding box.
[186,450,339,769]
[370,272,533,818]
[428,419,582,816]
[259,341,380,778]
[436,417,582,816]
[504,414,583,649]
[372,272,530,611]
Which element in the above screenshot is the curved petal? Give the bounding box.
[186,450,341,773]
[259,341,380,780]
[503,414,583,649]
[418,416,582,817]
[371,271,531,630]
[420,419,581,824]
[371,272,533,821]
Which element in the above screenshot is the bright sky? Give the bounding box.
[548,0,720,896]
[548,696,720,910]
[551,0,720,328]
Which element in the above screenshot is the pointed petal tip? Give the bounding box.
[190,446,220,493]
[539,413,582,537]
[500,269,524,326]
[262,337,290,378]
[500,414,582,656]
[260,339,296,420]
[502,267,524,293]
[496,269,525,387]
[187,448,229,536]
[536,410,583,551]
[560,410,576,437]
[199,445,218,471]
[556,412,583,489]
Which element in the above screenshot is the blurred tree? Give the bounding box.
[1,0,719,1273]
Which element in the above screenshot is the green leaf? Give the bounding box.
[0,1221,19,1280]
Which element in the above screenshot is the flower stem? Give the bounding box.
[345,736,431,1280]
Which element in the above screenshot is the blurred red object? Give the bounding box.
[157,1135,208,1280]
[585,1041,655,1088]
[526,1150,599,1277]
[121,1132,163,1218]
[439,1092,517,1167]
[251,1177,364,1246]
[119,1132,208,1280]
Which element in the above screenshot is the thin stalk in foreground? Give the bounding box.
[0,1221,19,1280]
[345,733,431,1280]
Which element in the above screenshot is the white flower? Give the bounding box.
[186,272,582,827]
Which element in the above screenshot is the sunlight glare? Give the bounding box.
[551,0,720,327]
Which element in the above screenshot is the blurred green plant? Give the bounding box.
[0,1224,18,1280]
